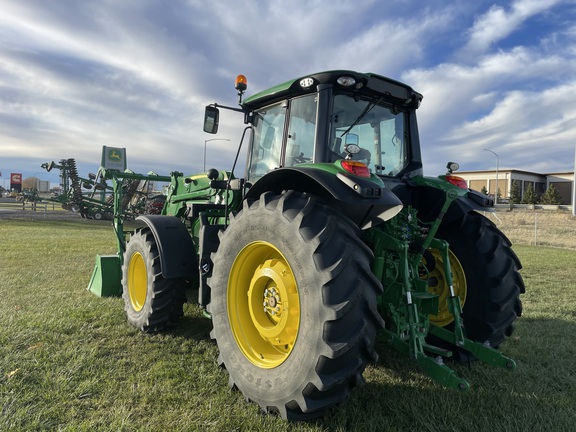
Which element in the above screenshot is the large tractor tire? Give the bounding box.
[122,227,186,332]
[428,211,524,350]
[208,191,383,420]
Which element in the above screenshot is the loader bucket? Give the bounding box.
[87,254,122,297]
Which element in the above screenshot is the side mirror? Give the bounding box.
[203,106,220,134]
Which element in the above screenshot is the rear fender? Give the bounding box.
[245,167,403,229]
[392,179,493,224]
[135,215,198,280]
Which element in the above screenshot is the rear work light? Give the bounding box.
[300,77,314,88]
[445,175,468,189]
[341,160,370,178]
[337,75,356,87]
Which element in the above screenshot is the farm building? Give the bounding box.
[456,169,574,205]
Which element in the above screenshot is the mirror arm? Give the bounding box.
[211,103,252,125]
[212,103,247,114]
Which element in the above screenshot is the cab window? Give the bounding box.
[285,94,317,166]
[330,94,407,176]
[247,102,286,182]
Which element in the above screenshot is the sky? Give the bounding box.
[1,0,575,189]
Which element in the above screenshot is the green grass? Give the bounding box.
[1,219,575,431]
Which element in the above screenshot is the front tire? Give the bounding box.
[122,227,186,331]
[208,191,383,420]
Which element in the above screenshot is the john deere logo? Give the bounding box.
[108,150,122,161]
[101,146,126,170]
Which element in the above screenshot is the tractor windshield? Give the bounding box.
[329,94,407,177]
[247,94,317,182]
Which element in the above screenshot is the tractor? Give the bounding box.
[91,70,524,420]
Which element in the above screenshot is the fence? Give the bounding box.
[482,207,576,249]
[0,201,57,219]
[2,200,575,249]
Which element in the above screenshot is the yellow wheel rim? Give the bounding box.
[425,248,467,327]
[228,241,300,368]
[128,252,147,312]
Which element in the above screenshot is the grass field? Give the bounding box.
[1,218,575,431]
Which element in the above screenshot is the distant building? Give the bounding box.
[456,169,574,205]
[37,180,50,193]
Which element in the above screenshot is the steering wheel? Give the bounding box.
[290,152,309,164]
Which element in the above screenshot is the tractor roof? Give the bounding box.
[241,70,422,110]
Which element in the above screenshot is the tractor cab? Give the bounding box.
[205,71,424,184]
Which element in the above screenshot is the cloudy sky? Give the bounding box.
[1,0,575,188]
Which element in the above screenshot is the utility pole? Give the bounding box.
[484,149,500,204]
[204,139,231,172]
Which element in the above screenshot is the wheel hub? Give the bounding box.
[228,242,300,368]
[263,288,280,313]
[248,259,296,343]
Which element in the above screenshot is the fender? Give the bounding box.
[135,215,198,279]
[245,166,403,229]
[391,180,494,224]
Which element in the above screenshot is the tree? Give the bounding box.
[540,184,562,205]
[497,188,502,202]
[481,185,488,195]
[510,180,522,204]
[22,177,39,190]
[521,184,538,204]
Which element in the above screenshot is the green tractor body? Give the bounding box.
[93,70,524,420]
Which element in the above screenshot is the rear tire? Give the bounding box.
[431,211,524,348]
[208,191,383,420]
[122,227,186,331]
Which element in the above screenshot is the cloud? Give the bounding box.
[460,0,565,59]
[403,0,576,174]
[405,44,576,129]
[2,0,458,180]
[0,0,575,187]
[441,82,576,171]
